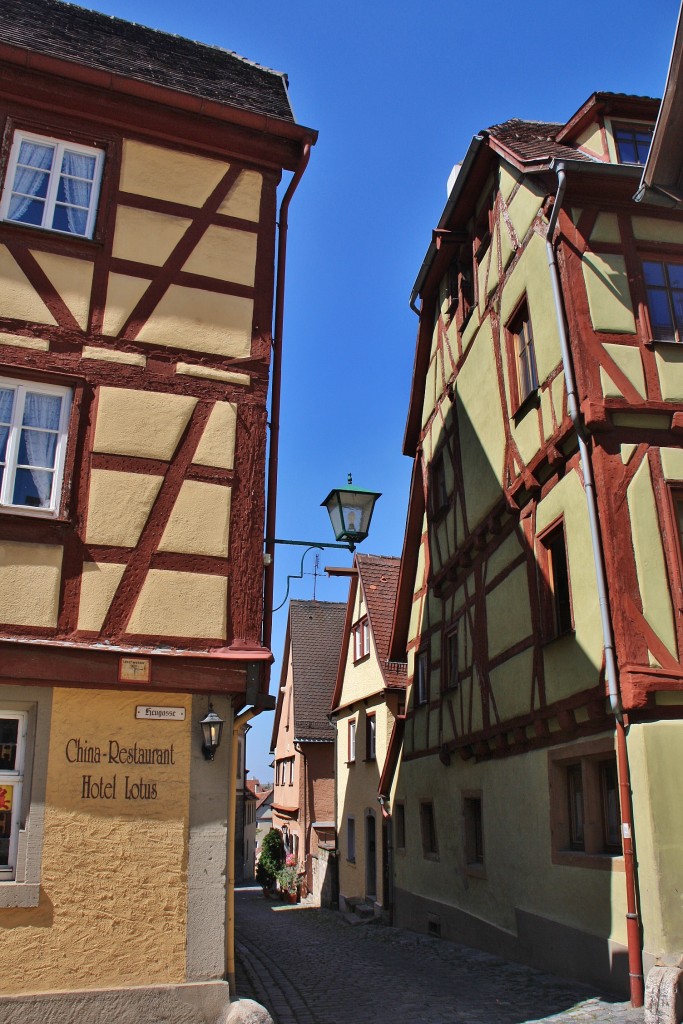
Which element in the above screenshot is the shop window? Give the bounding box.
[365,713,376,761]
[507,298,538,410]
[0,712,26,881]
[415,649,429,706]
[0,131,104,238]
[613,123,652,165]
[463,794,484,871]
[420,800,438,859]
[539,521,573,640]
[642,259,683,343]
[0,377,72,516]
[549,740,623,868]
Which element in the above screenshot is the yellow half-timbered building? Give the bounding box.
[0,0,315,1018]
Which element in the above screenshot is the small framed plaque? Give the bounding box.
[119,657,151,684]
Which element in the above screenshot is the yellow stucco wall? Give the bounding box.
[0,246,57,325]
[0,687,191,993]
[600,343,646,400]
[112,208,191,266]
[85,470,163,547]
[136,285,253,358]
[31,251,93,330]
[393,739,627,943]
[219,170,263,221]
[77,562,127,631]
[193,402,237,470]
[158,480,231,558]
[581,253,637,334]
[120,141,227,207]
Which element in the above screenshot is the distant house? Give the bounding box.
[270,600,345,903]
[331,554,405,919]
[254,784,274,861]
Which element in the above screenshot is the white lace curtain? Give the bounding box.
[9,141,53,222]
[21,393,60,506]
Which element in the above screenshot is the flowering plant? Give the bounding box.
[276,862,301,895]
[285,853,297,867]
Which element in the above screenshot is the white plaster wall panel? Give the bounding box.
[0,541,62,627]
[0,334,49,351]
[127,570,228,639]
[85,470,163,547]
[101,274,151,337]
[136,286,253,358]
[120,140,227,206]
[0,246,57,325]
[31,251,94,330]
[112,208,192,266]
[218,170,263,221]
[193,402,237,470]
[77,562,127,631]
[158,480,231,557]
[627,456,678,662]
[600,343,647,399]
[93,388,197,460]
[182,226,257,287]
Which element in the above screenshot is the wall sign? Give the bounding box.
[119,657,151,683]
[136,706,186,721]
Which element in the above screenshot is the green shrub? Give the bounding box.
[256,828,285,889]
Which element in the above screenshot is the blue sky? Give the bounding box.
[82,0,678,779]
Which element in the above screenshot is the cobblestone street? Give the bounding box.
[234,887,645,1024]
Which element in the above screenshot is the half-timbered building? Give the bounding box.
[387,92,683,999]
[331,553,405,919]
[0,0,315,1015]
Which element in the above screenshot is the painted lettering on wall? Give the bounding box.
[66,737,176,801]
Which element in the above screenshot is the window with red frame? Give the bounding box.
[643,260,683,343]
[507,299,538,409]
[539,521,573,640]
[415,649,429,706]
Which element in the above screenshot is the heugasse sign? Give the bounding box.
[65,737,177,801]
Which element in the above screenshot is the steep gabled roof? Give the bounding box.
[487,119,597,167]
[290,600,346,742]
[356,554,405,689]
[2,0,295,122]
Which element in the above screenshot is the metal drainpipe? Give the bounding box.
[262,143,312,654]
[545,163,644,1006]
[226,705,260,996]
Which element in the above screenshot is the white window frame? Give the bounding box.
[366,713,376,760]
[0,130,104,239]
[0,376,72,518]
[0,711,27,881]
[348,719,356,763]
[352,617,370,662]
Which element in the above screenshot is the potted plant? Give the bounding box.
[255,828,285,897]
[276,854,301,904]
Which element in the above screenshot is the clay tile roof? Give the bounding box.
[290,600,346,742]
[2,0,294,122]
[356,553,406,689]
[487,118,597,165]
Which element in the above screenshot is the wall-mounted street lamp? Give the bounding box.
[200,703,224,761]
[270,476,381,612]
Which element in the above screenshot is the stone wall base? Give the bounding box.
[394,886,635,996]
[0,980,272,1024]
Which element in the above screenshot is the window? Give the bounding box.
[365,713,376,761]
[415,649,429,706]
[507,299,538,408]
[443,627,459,691]
[463,795,484,869]
[539,522,573,639]
[0,377,72,516]
[420,800,438,858]
[287,758,294,786]
[0,712,26,881]
[614,123,652,165]
[394,802,405,850]
[431,448,449,516]
[348,719,356,763]
[352,617,370,662]
[1,131,104,238]
[548,741,623,867]
[347,816,356,862]
[642,260,683,343]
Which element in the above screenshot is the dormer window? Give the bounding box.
[613,123,653,166]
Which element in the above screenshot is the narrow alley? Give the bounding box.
[234,888,645,1024]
